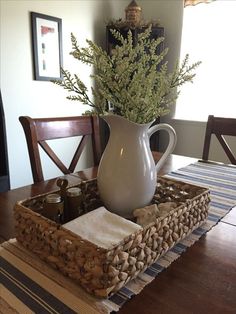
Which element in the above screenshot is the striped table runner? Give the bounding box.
[1,161,236,313]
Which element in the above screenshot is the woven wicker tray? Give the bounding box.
[14,176,210,297]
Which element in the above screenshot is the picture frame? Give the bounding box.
[31,12,63,81]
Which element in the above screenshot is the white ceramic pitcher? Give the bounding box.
[97,115,177,218]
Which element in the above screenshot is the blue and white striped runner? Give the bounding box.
[106,161,236,310]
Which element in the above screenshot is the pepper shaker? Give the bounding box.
[66,187,82,220]
[43,193,64,222]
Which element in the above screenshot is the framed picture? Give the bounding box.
[31,12,63,81]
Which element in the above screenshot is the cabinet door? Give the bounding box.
[106,26,164,54]
[106,26,136,55]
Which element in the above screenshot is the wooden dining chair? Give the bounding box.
[202,115,236,164]
[19,115,102,183]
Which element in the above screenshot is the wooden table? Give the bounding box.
[0,153,236,313]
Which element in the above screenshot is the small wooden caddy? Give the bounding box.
[14,177,210,297]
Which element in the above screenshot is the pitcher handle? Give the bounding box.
[148,123,177,172]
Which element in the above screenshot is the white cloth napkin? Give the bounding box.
[62,207,142,249]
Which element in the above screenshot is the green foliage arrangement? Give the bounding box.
[53,26,201,124]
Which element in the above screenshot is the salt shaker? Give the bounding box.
[66,187,82,220]
[43,193,64,222]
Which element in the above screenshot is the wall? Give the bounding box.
[160,1,236,164]
[0,0,184,188]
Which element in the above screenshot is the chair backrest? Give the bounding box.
[202,115,236,164]
[19,115,102,183]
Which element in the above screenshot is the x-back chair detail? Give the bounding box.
[202,115,236,165]
[19,115,102,183]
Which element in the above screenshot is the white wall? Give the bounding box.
[160,1,236,164]
[0,0,184,188]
